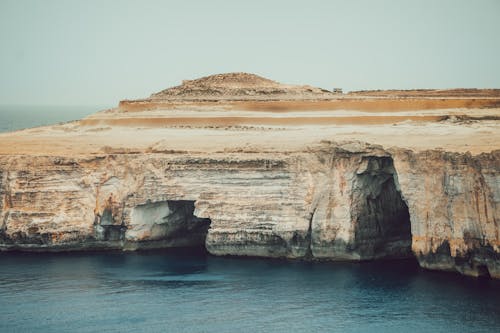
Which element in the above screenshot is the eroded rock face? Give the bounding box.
[0,144,498,278]
[392,150,500,278]
[351,157,412,259]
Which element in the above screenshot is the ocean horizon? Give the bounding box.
[0,104,110,133]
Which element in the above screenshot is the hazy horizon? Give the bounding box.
[1,0,499,106]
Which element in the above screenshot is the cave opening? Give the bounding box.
[101,199,212,251]
[475,264,491,279]
[159,200,212,251]
[352,157,413,260]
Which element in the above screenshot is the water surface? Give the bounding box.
[0,105,108,133]
[0,251,499,333]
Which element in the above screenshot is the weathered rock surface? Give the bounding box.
[0,144,498,277]
[392,149,500,277]
[0,73,499,279]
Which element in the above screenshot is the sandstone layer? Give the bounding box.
[1,73,499,279]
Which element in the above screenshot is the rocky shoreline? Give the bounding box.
[1,73,499,279]
[1,143,498,278]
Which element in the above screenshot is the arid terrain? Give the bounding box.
[1,73,499,278]
[1,73,499,156]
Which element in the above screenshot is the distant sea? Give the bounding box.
[0,104,110,133]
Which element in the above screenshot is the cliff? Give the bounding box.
[0,73,499,279]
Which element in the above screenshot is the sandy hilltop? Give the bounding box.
[0,73,499,278]
[0,72,499,155]
[148,72,334,100]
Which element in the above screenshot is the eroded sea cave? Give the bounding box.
[351,156,413,260]
[96,200,212,251]
[93,157,415,262]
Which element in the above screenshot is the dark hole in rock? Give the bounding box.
[128,200,212,250]
[95,225,125,242]
[476,264,491,278]
[353,157,413,260]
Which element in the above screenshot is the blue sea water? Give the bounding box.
[0,250,499,333]
[0,105,108,133]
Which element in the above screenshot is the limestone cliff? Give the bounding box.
[0,73,499,279]
[393,149,500,277]
[0,143,498,278]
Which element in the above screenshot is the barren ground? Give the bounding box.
[1,73,499,156]
[1,102,498,156]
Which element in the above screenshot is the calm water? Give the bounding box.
[0,251,499,333]
[0,105,108,133]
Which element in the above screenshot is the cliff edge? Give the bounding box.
[0,73,499,279]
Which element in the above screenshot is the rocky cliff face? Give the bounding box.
[1,73,499,279]
[393,149,500,278]
[1,143,498,278]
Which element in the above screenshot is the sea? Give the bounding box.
[0,106,500,333]
[0,251,499,333]
[0,104,108,133]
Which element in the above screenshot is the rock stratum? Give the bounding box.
[1,73,499,279]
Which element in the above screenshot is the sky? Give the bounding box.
[0,0,499,106]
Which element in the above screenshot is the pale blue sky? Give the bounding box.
[0,0,499,105]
